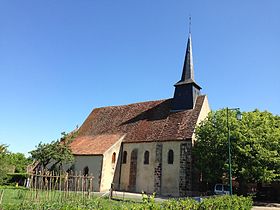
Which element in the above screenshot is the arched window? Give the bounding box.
[83,166,89,176]
[122,151,127,164]
[112,152,116,164]
[168,149,174,164]
[144,151,149,165]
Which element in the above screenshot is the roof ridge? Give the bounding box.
[96,98,171,109]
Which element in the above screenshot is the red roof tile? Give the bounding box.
[69,96,206,155]
[70,134,123,155]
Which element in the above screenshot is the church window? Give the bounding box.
[83,166,89,176]
[112,152,116,164]
[122,151,127,164]
[144,151,149,165]
[168,150,174,164]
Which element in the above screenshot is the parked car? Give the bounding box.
[193,197,203,202]
[214,184,230,195]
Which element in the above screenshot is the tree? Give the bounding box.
[0,144,9,184]
[193,109,280,193]
[29,133,75,171]
[0,144,30,184]
[7,153,32,173]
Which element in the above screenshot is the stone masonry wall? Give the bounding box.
[154,143,162,194]
[179,142,192,196]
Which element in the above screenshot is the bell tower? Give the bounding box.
[171,32,201,111]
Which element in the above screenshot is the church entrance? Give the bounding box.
[128,149,138,191]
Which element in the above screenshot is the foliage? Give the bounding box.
[6,173,28,186]
[0,144,9,185]
[198,195,252,210]
[141,192,157,209]
[7,153,32,173]
[29,132,75,170]
[0,187,253,210]
[161,195,252,210]
[0,144,31,185]
[161,198,198,209]
[193,109,280,190]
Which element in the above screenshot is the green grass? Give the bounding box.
[0,186,29,205]
[0,186,139,209]
[0,186,253,210]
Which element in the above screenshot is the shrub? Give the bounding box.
[1,190,253,210]
[6,173,28,186]
[198,195,253,210]
[162,198,198,209]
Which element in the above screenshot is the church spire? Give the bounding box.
[171,22,202,111]
[177,33,195,85]
[175,16,198,86]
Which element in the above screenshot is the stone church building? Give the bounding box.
[68,33,210,197]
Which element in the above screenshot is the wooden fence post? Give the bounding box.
[109,183,114,200]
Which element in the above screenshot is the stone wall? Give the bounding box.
[179,141,192,196]
[154,143,162,194]
[120,142,157,193]
[120,141,183,196]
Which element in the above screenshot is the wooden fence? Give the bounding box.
[28,170,94,193]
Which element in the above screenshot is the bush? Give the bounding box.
[198,195,253,210]
[162,198,198,209]
[161,195,252,210]
[6,173,28,186]
[1,191,253,210]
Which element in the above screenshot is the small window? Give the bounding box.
[112,152,116,164]
[168,149,174,164]
[83,166,89,176]
[122,151,127,164]
[144,151,149,165]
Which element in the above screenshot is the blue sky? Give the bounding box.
[0,0,279,155]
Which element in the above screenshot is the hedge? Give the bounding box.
[1,192,253,210]
[161,195,252,210]
[6,173,28,186]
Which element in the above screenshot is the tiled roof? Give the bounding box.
[70,134,123,155]
[69,95,206,155]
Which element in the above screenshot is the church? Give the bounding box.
[68,32,210,197]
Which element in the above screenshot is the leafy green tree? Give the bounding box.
[29,133,74,170]
[0,144,32,185]
[0,144,9,184]
[7,153,32,173]
[193,109,280,193]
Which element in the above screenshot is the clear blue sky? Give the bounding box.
[0,0,279,155]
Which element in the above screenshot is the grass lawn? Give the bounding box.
[0,186,141,209]
[0,186,28,205]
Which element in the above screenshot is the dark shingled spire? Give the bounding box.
[181,34,194,81]
[171,31,202,111]
[175,33,200,88]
